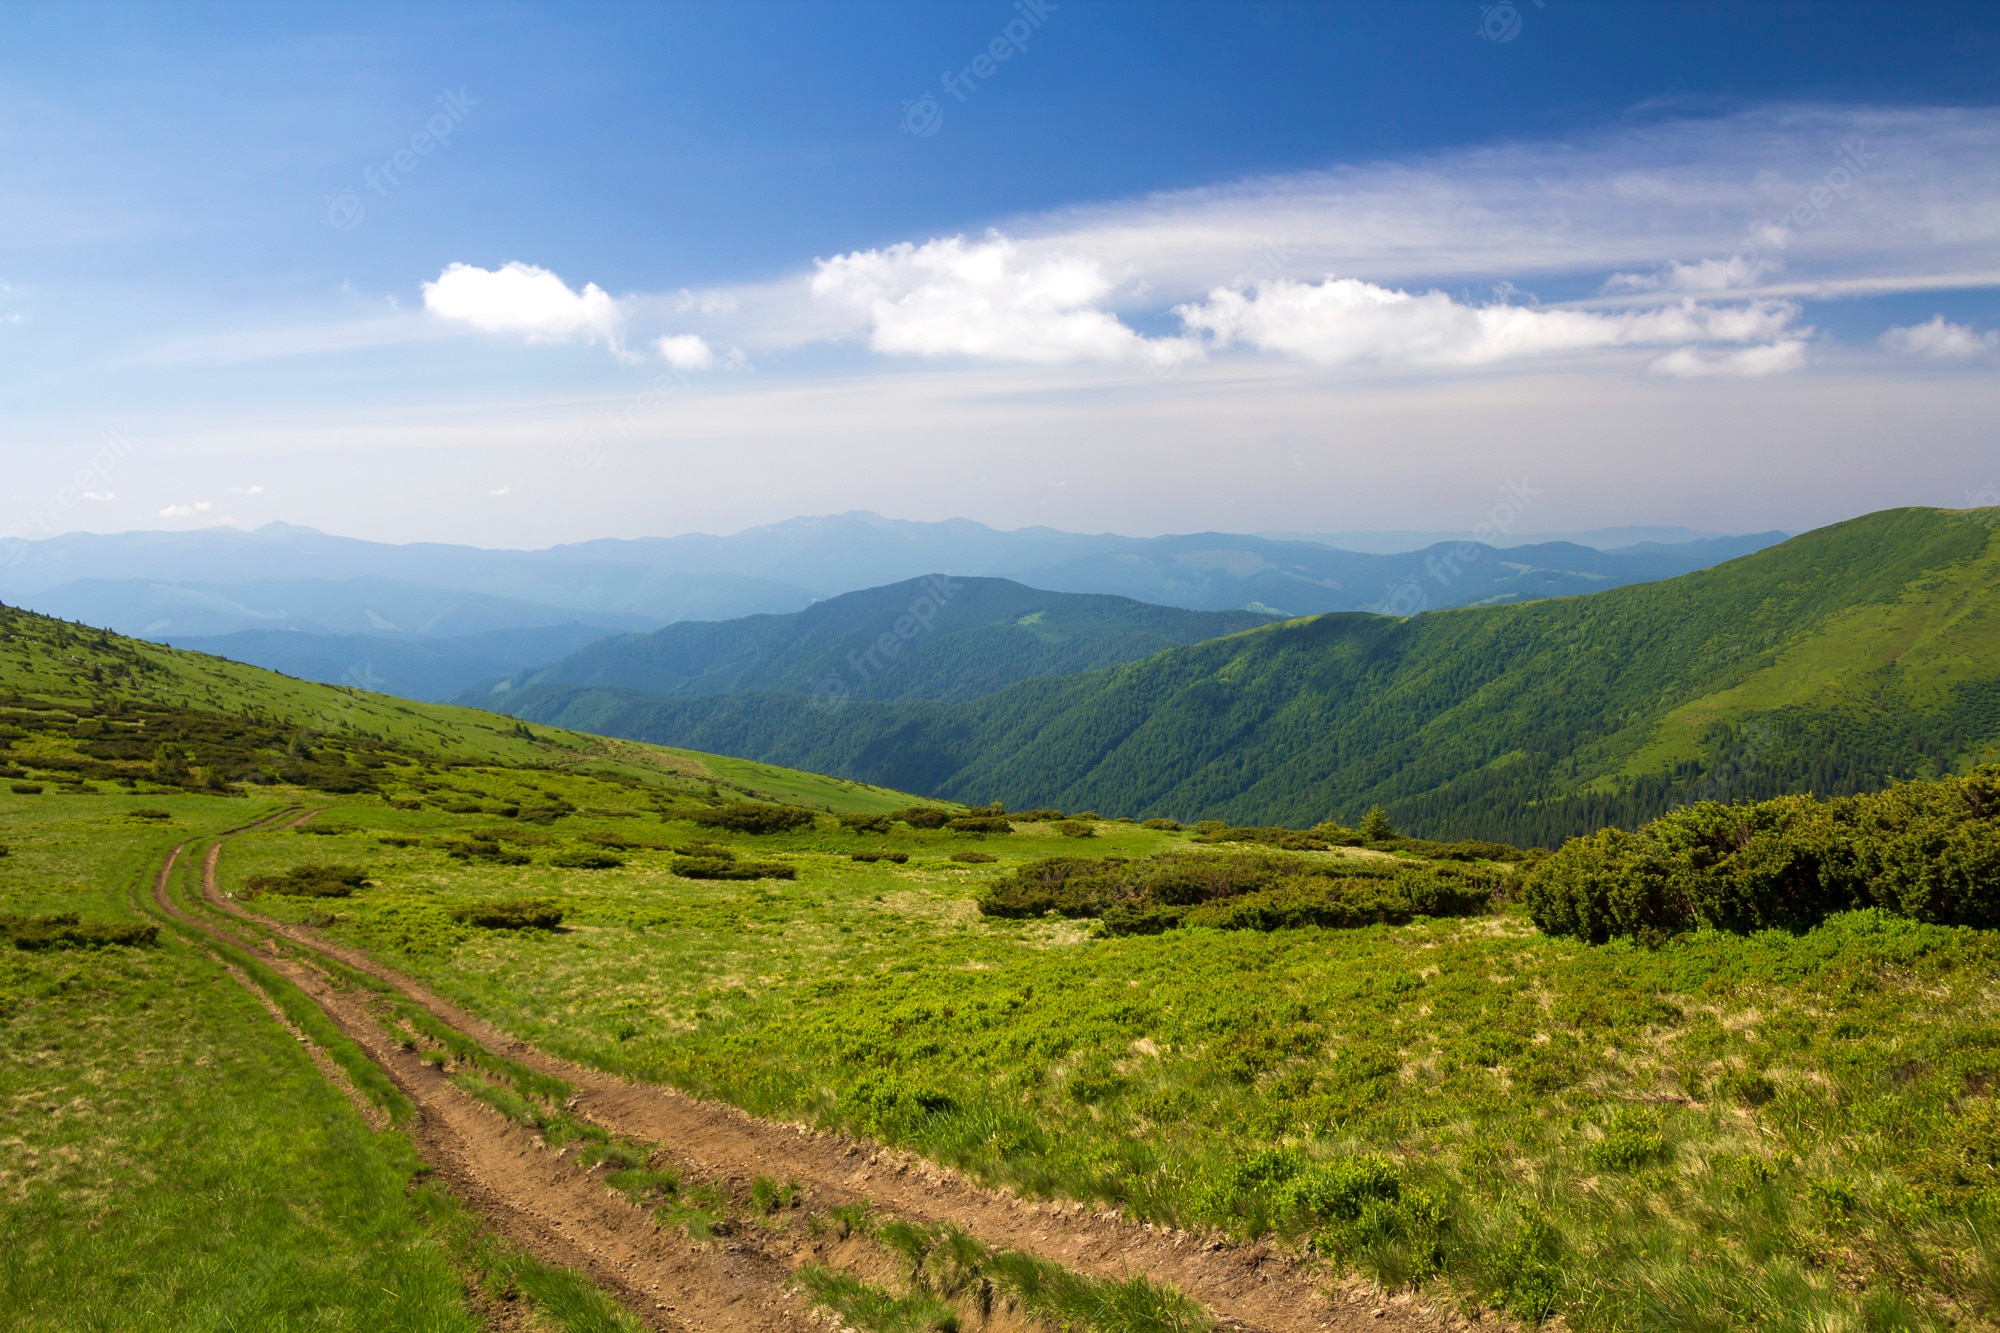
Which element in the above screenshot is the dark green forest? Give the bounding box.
[490,508,2000,844]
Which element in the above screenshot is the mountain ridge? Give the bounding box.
[481,507,2000,843]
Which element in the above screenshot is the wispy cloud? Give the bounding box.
[1880,315,1998,359]
[1647,341,1810,378]
[1175,279,1802,369]
[159,501,211,518]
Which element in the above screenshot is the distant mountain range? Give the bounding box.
[468,577,1277,706]
[481,507,2000,843]
[0,512,1785,634]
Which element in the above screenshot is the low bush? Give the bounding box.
[1055,820,1096,838]
[1191,825,1331,851]
[549,848,624,870]
[851,850,909,864]
[449,899,564,930]
[244,863,371,898]
[896,806,951,830]
[671,856,796,881]
[11,783,43,795]
[837,811,893,833]
[441,835,531,865]
[949,851,997,863]
[981,851,1493,935]
[0,912,158,950]
[1142,817,1184,831]
[1527,768,2000,942]
[686,802,816,834]
[947,816,1013,834]
[673,842,734,858]
[126,808,174,822]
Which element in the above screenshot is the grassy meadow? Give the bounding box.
[200,759,2000,1332]
[0,790,647,1332]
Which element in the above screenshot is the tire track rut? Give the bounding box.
[193,830,1461,1333]
[149,836,811,1333]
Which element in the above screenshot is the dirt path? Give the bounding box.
[192,834,1466,1333]
[149,838,818,1333]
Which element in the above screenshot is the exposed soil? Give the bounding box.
[179,825,1477,1333]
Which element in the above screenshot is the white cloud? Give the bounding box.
[1880,315,1998,359]
[810,232,1199,368]
[1647,340,1810,378]
[489,486,511,496]
[82,491,114,501]
[1604,252,1776,294]
[656,334,717,370]
[422,261,619,343]
[159,501,211,518]
[1173,277,1803,369]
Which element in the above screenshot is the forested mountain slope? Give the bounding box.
[489,508,2000,842]
[481,576,1275,704]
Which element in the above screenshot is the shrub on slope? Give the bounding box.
[1527,767,2000,941]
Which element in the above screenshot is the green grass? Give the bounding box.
[0,789,655,1331]
[205,777,2000,1330]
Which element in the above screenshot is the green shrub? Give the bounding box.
[897,807,951,829]
[1189,824,1330,850]
[1489,1209,1566,1322]
[1586,1107,1669,1171]
[948,851,996,863]
[1054,820,1095,838]
[671,856,795,881]
[0,912,158,950]
[1528,768,2000,942]
[126,807,174,821]
[1142,817,1184,831]
[673,841,734,858]
[449,899,564,930]
[838,811,893,833]
[244,863,371,898]
[947,816,1013,834]
[686,802,816,834]
[549,848,624,870]
[852,851,910,864]
[11,783,44,795]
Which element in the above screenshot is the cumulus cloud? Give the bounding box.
[1172,276,1803,370]
[422,261,619,343]
[656,334,717,370]
[810,233,1199,367]
[1647,341,1810,378]
[1880,315,1998,359]
[159,501,211,518]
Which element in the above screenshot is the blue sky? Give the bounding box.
[4,2,1999,548]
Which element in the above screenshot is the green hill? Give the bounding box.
[487,507,2000,842]
[468,575,1275,706]
[0,600,922,815]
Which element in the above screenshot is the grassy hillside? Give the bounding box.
[490,507,2000,842]
[0,600,923,815]
[477,575,1275,705]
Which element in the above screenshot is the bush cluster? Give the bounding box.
[978,851,1497,935]
[449,899,564,930]
[670,849,797,880]
[244,864,371,898]
[851,850,909,864]
[0,912,158,950]
[685,801,817,835]
[1526,768,2000,942]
